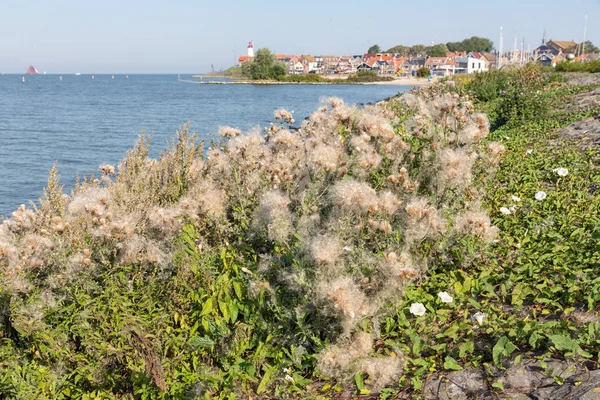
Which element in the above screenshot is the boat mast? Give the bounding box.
[498,26,504,69]
[582,13,588,56]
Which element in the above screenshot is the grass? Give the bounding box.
[1,66,599,398]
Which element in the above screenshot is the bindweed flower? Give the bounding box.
[409,302,426,316]
[438,291,453,303]
[472,311,487,325]
[241,267,253,275]
[499,207,511,215]
[511,195,521,202]
[553,167,568,177]
[535,191,547,201]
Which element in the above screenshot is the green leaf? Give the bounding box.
[354,371,364,391]
[492,381,505,391]
[549,334,577,352]
[443,356,463,371]
[189,336,214,350]
[201,298,214,316]
[493,336,517,365]
[257,365,276,394]
[459,340,475,358]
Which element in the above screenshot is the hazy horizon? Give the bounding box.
[0,0,598,74]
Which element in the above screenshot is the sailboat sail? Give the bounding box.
[25,66,38,75]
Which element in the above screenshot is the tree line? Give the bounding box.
[368,36,494,57]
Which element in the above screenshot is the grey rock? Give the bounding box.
[423,368,489,400]
[532,369,600,400]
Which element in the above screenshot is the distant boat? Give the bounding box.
[25,66,38,75]
[75,72,81,76]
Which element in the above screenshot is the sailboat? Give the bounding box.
[25,66,38,75]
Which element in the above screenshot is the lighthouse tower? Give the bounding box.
[247,41,254,58]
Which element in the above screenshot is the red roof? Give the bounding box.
[446,51,467,58]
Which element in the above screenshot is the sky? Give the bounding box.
[0,0,598,74]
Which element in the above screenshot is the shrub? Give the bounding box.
[0,88,500,396]
[416,67,430,78]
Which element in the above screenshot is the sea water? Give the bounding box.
[0,74,410,216]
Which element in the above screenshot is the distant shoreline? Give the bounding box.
[185,76,436,87]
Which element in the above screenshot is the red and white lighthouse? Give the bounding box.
[247,41,254,58]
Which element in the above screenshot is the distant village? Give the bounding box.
[237,39,597,77]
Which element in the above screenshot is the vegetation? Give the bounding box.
[555,59,600,73]
[446,36,494,53]
[1,65,600,398]
[367,44,382,54]
[416,67,430,78]
[241,47,286,80]
[387,36,494,56]
[275,74,328,83]
[424,44,448,57]
[345,70,394,82]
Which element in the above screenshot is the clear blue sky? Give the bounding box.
[0,0,597,73]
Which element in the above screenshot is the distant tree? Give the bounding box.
[582,41,599,53]
[425,43,449,57]
[416,67,430,78]
[446,41,462,52]
[445,36,493,53]
[409,44,426,56]
[250,48,275,79]
[272,62,286,77]
[386,45,410,56]
[241,60,254,78]
[368,44,382,54]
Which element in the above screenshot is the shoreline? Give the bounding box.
[182,76,437,86]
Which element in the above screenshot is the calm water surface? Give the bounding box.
[0,74,410,217]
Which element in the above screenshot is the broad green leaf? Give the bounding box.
[354,371,364,391]
[201,298,214,316]
[257,365,276,394]
[443,356,463,371]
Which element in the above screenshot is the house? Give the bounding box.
[481,53,498,69]
[456,55,489,74]
[237,56,253,66]
[546,40,578,54]
[426,57,458,76]
[394,57,409,75]
[403,57,427,75]
[300,56,319,73]
[446,51,467,59]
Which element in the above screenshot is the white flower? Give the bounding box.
[504,136,510,140]
[525,149,533,155]
[511,195,521,202]
[472,311,487,325]
[409,302,426,316]
[553,167,568,177]
[499,207,511,215]
[343,246,353,252]
[534,191,547,201]
[284,374,294,383]
[509,205,517,212]
[282,368,291,374]
[438,291,453,303]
